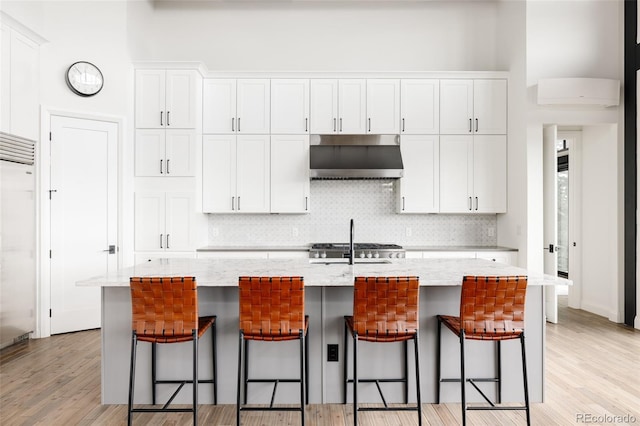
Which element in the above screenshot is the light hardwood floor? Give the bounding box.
[1,297,639,425]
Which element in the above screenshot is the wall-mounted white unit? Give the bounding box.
[537,78,620,107]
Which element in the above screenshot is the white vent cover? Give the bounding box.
[0,132,35,165]
[537,78,620,107]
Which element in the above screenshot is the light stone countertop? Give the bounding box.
[79,257,569,288]
[195,245,518,252]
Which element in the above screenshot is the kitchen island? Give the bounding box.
[80,257,569,406]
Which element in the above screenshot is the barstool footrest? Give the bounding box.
[358,406,421,412]
[468,405,528,411]
[131,407,194,414]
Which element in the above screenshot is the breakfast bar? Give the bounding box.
[80,257,569,406]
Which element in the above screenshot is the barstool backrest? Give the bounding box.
[238,276,305,336]
[460,275,528,338]
[353,276,419,336]
[130,276,198,339]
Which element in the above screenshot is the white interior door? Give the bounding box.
[50,115,117,334]
[543,124,558,323]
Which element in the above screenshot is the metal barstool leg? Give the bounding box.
[236,331,244,426]
[403,340,409,404]
[128,332,137,426]
[460,329,467,426]
[243,339,249,405]
[193,330,198,426]
[212,319,218,405]
[414,333,422,426]
[353,333,358,426]
[343,319,348,404]
[497,340,502,404]
[521,333,531,426]
[151,342,157,405]
[300,331,305,426]
[436,317,442,404]
[305,325,310,405]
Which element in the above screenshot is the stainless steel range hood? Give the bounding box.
[309,134,403,179]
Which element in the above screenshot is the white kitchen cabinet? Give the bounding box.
[203,79,270,134]
[476,251,518,266]
[421,251,476,259]
[202,134,270,213]
[0,25,39,140]
[271,79,309,134]
[135,69,199,129]
[135,129,195,177]
[310,79,366,134]
[271,135,310,213]
[439,135,506,213]
[400,79,439,134]
[396,135,439,213]
[135,192,195,252]
[366,79,400,134]
[440,79,507,135]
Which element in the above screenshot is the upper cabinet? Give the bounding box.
[135,129,196,177]
[1,24,39,140]
[440,79,507,135]
[396,135,439,213]
[366,79,400,134]
[271,79,309,134]
[310,79,366,134]
[135,69,199,129]
[400,79,439,135]
[203,79,270,134]
[271,135,310,213]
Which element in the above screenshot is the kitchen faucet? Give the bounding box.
[349,219,354,265]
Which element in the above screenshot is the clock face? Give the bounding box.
[65,61,104,97]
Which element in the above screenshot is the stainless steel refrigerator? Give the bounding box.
[0,132,36,349]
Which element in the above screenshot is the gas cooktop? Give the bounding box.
[310,243,405,259]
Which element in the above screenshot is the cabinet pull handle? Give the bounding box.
[166,159,170,174]
[305,118,308,132]
[305,196,308,211]
[238,118,241,132]
[167,111,170,126]
[232,117,235,132]
[232,196,235,211]
[402,118,405,132]
[160,111,163,126]
[160,159,163,174]
[339,118,342,132]
[333,118,336,132]
[238,196,241,211]
[160,234,163,248]
[166,234,170,249]
[402,196,405,211]
[468,197,472,211]
[475,118,478,132]
[468,118,472,133]
[368,118,371,132]
[475,197,478,211]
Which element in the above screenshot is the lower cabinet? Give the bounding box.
[411,250,517,266]
[134,191,195,251]
[476,251,518,265]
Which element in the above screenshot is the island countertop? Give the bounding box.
[79,257,569,288]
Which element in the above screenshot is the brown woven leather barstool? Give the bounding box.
[437,275,530,425]
[236,276,309,426]
[343,276,422,426]
[127,277,217,426]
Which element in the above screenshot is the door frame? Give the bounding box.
[37,107,124,338]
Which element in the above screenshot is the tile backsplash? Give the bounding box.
[207,180,497,246]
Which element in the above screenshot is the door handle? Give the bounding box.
[160,159,163,174]
[160,234,163,249]
[469,118,472,133]
[166,159,170,174]
[368,118,371,132]
[160,111,163,126]
[475,196,478,211]
[333,118,336,132]
[468,197,472,211]
[402,118,405,132]
[102,245,116,254]
[232,117,235,132]
[305,118,308,132]
[544,244,555,253]
[166,234,170,249]
[167,111,170,126]
[402,196,405,211]
[305,196,308,211]
[238,118,241,132]
[475,118,478,132]
[232,196,235,211]
[339,118,342,132]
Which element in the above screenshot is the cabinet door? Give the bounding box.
[271,79,310,134]
[203,79,236,134]
[366,79,400,134]
[473,135,507,213]
[165,192,194,251]
[476,251,517,266]
[310,79,338,134]
[271,135,310,213]
[439,135,473,213]
[236,135,270,213]
[135,70,166,129]
[202,135,236,213]
[135,129,165,177]
[165,130,196,177]
[473,79,507,135]
[165,70,198,129]
[9,31,39,140]
[134,192,165,251]
[397,135,439,213]
[440,79,473,134]
[401,79,439,134]
[338,79,367,134]
[237,79,270,134]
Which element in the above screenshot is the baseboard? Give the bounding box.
[580,300,611,319]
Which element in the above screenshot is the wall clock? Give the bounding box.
[65,61,104,97]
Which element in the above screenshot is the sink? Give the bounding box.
[309,258,392,265]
